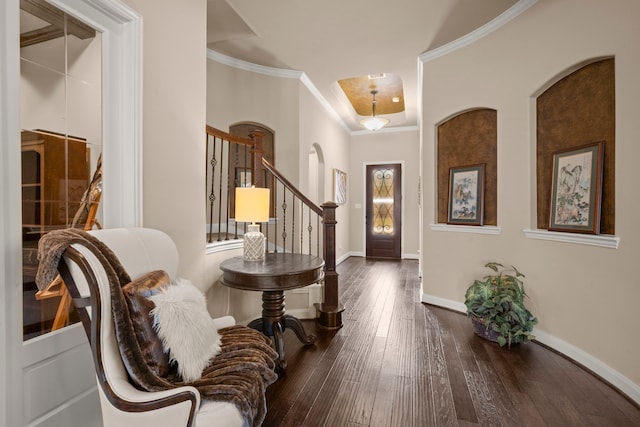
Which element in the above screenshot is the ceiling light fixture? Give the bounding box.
[360,90,389,131]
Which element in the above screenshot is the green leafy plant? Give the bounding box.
[464,262,538,347]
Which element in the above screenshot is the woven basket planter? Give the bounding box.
[470,315,522,345]
[470,315,502,343]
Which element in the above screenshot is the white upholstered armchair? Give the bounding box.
[48,228,275,427]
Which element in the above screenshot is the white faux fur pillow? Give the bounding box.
[149,278,221,382]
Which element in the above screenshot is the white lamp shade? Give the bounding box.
[360,116,389,131]
[235,186,270,223]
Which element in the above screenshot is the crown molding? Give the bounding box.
[207,49,351,133]
[419,0,537,64]
[207,49,302,79]
[299,73,351,133]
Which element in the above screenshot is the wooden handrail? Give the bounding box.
[205,125,253,146]
[262,159,322,216]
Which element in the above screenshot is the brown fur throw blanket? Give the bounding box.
[36,228,278,427]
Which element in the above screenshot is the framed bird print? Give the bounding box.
[447,164,485,226]
[549,141,604,234]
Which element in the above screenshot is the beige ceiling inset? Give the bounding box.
[338,73,405,116]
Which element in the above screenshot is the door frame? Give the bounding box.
[362,161,405,259]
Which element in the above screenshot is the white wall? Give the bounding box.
[349,130,420,258]
[299,84,351,262]
[421,0,640,401]
[206,58,301,181]
[122,0,208,292]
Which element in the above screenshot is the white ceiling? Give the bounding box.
[207,0,520,132]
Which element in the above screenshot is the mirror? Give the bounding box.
[20,0,102,340]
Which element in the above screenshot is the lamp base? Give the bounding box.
[243,224,265,261]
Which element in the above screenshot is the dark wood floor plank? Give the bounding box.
[444,309,518,426]
[585,373,640,426]
[368,369,395,427]
[474,346,538,426]
[260,257,640,426]
[526,377,585,426]
[536,344,640,426]
[386,311,415,425]
[370,315,405,425]
[390,375,415,427]
[439,312,479,424]
[449,310,506,426]
[425,308,459,425]
[413,299,436,426]
[431,374,459,426]
[347,336,386,425]
[323,379,360,426]
[265,330,347,426]
[424,307,448,378]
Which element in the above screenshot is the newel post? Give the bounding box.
[316,201,344,329]
[249,130,265,187]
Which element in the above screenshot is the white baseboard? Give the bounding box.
[343,251,363,261]
[532,329,640,404]
[290,283,322,319]
[287,307,316,320]
[421,292,466,313]
[420,291,640,404]
[341,251,420,261]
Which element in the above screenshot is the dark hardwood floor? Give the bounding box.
[263,257,640,427]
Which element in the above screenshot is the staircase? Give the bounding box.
[205,125,343,328]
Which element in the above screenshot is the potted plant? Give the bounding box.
[464,262,538,347]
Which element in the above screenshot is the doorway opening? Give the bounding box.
[308,143,325,205]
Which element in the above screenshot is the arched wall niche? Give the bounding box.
[536,57,615,233]
[436,108,498,225]
[229,121,275,167]
[227,121,275,216]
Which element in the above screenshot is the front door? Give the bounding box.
[366,163,402,258]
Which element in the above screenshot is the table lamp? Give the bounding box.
[235,186,270,261]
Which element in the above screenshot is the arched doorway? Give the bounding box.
[308,143,325,205]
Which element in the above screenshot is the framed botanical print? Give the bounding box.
[549,141,604,234]
[447,164,485,226]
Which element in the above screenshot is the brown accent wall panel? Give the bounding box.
[536,58,615,233]
[437,109,497,225]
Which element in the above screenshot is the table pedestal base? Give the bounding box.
[247,290,316,372]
